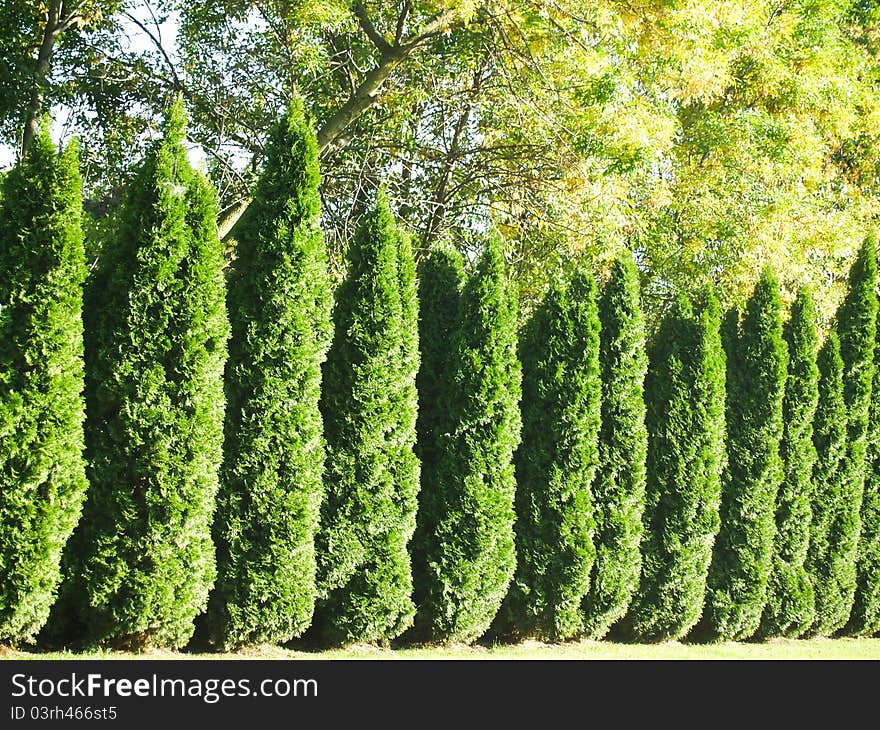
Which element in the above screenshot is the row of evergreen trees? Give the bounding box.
[1,102,879,650]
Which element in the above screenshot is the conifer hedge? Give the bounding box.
[411,247,464,619]
[843,238,879,636]
[805,332,848,637]
[56,100,229,649]
[412,235,521,644]
[0,128,88,644]
[620,291,725,642]
[207,102,332,650]
[314,193,420,644]
[8,117,880,649]
[850,310,880,636]
[504,268,601,641]
[703,269,787,641]
[582,254,647,639]
[759,288,819,638]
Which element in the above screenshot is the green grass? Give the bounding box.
[3,638,880,660]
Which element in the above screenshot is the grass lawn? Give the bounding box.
[3,638,880,660]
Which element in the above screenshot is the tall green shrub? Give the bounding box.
[703,269,787,641]
[314,193,420,644]
[850,312,880,636]
[503,268,601,641]
[845,238,879,635]
[411,247,464,614]
[759,288,819,638]
[582,253,647,639]
[57,99,229,649]
[805,332,848,637]
[411,234,521,644]
[207,102,332,650]
[620,290,726,642]
[0,128,88,644]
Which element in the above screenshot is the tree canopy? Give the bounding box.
[4,1,879,318]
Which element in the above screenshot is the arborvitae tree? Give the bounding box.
[702,269,787,641]
[845,238,880,635]
[411,234,522,644]
[619,290,725,642]
[805,332,848,637]
[759,288,819,638]
[0,128,88,644]
[411,247,464,615]
[582,253,647,639]
[501,268,601,641]
[206,102,332,650]
[850,313,880,636]
[314,193,420,644]
[56,100,229,649]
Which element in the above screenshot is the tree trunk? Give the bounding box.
[20,1,64,158]
[217,5,460,243]
[316,55,402,151]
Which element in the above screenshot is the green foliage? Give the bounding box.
[759,288,820,638]
[805,332,849,637]
[3,1,879,325]
[703,269,787,641]
[619,290,726,642]
[844,238,879,635]
[56,99,229,649]
[411,234,522,644]
[502,267,601,641]
[849,312,880,635]
[582,254,648,639]
[207,101,332,650]
[314,192,420,644]
[411,246,465,620]
[0,128,87,644]
[169,1,880,320]
[0,0,121,144]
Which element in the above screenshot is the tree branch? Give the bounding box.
[401,6,459,51]
[123,10,181,88]
[422,55,491,245]
[58,0,90,31]
[218,3,464,241]
[394,1,411,45]
[316,56,401,152]
[353,1,392,56]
